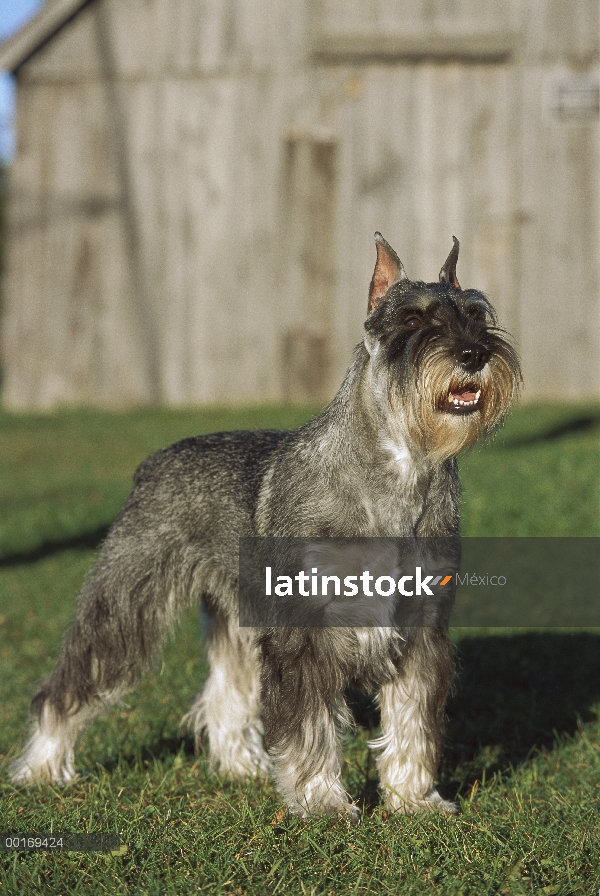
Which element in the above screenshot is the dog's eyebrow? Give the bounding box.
[400,305,424,315]
[396,286,440,310]
[461,289,491,306]
[461,292,497,321]
[463,300,488,314]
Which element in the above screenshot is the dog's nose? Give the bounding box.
[457,343,490,372]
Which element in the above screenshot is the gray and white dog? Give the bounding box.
[12,235,521,820]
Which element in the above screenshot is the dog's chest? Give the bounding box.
[359,438,429,535]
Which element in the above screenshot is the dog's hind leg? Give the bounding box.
[370,627,458,815]
[11,529,195,786]
[184,614,271,778]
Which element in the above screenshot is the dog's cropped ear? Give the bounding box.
[439,237,461,289]
[368,233,408,314]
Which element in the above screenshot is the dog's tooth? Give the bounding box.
[475,390,481,400]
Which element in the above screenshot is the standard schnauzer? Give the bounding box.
[11,235,521,819]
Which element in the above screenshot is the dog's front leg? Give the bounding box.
[260,632,357,820]
[370,627,457,815]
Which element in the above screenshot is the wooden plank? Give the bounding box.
[155,77,191,402]
[0,83,51,406]
[170,0,203,73]
[93,0,161,401]
[463,63,518,333]
[518,66,599,398]
[219,73,283,401]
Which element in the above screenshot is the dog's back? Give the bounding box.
[130,428,292,540]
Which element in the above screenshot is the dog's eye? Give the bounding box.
[404,317,422,329]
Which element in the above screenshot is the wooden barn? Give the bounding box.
[0,0,598,407]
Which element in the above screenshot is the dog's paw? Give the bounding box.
[382,787,458,816]
[292,800,360,822]
[10,748,77,787]
[283,772,357,819]
[210,733,272,780]
[183,701,272,781]
[9,724,78,787]
[9,758,38,786]
[419,788,459,815]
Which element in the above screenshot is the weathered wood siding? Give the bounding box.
[1,0,598,407]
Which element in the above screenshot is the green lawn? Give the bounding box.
[0,402,599,894]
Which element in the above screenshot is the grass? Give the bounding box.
[0,402,599,894]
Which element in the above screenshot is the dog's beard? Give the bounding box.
[391,336,521,463]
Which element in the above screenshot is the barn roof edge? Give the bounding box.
[0,0,91,73]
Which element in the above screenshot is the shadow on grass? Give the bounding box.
[0,525,110,568]
[96,734,198,777]
[505,413,600,448]
[444,632,600,796]
[350,632,600,809]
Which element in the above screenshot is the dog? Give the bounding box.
[11,234,521,820]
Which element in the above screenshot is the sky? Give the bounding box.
[0,0,44,159]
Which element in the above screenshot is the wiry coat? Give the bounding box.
[12,235,521,819]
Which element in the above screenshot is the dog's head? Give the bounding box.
[364,233,522,462]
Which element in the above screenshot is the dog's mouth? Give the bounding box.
[440,385,482,414]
